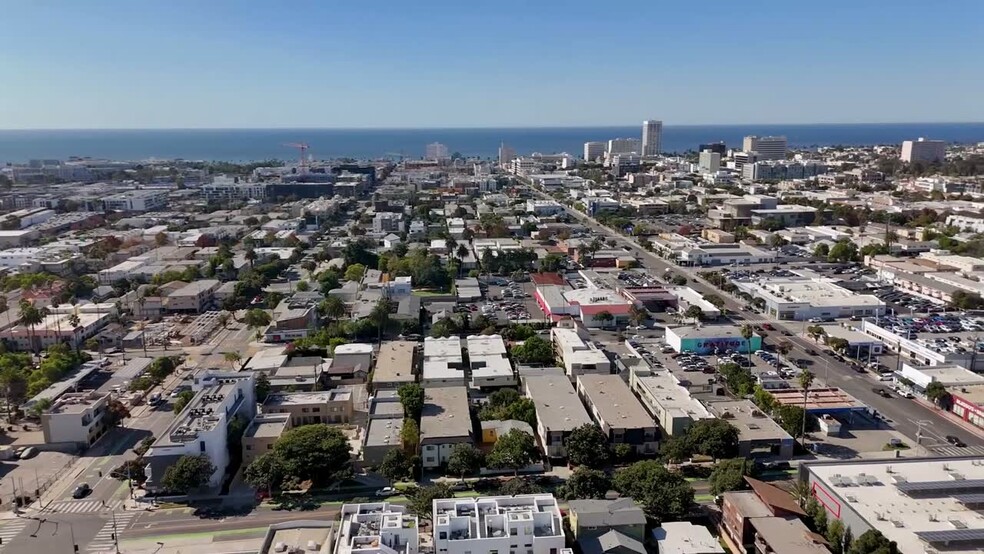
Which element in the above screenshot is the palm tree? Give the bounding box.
[370,298,394,344]
[798,370,815,447]
[319,296,346,326]
[245,248,257,268]
[740,324,754,367]
[0,296,8,348]
[18,300,44,355]
[777,340,792,368]
[223,351,242,370]
[67,313,81,352]
[455,244,469,277]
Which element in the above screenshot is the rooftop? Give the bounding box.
[576,374,654,429]
[263,390,352,407]
[705,400,793,442]
[244,413,290,439]
[465,334,508,357]
[769,387,865,412]
[523,374,592,432]
[46,391,108,415]
[374,341,417,385]
[652,521,725,554]
[420,386,472,442]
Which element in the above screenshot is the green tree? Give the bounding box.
[398,383,425,420]
[848,530,898,554]
[510,335,554,365]
[273,424,353,486]
[565,424,611,468]
[498,477,543,496]
[401,418,420,454]
[172,390,195,414]
[254,373,271,403]
[105,399,131,426]
[223,351,242,370]
[740,324,754,367]
[612,460,694,522]
[775,404,808,437]
[925,381,952,409]
[813,243,830,257]
[594,310,615,328]
[406,483,453,521]
[160,454,215,493]
[487,429,539,476]
[683,305,704,322]
[244,452,287,492]
[243,308,272,329]
[378,448,413,482]
[798,370,816,446]
[709,458,756,495]
[628,304,648,326]
[827,518,847,554]
[318,295,346,324]
[558,467,612,500]
[344,263,367,282]
[446,444,483,479]
[687,419,739,460]
[538,253,563,272]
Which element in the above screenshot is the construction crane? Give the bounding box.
[284,142,309,172]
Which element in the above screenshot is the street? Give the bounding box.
[531,185,984,452]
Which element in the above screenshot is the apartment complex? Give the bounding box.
[901,137,946,163]
[241,413,290,465]
[373,341,418,389]
[576,374,658,455]
[642,120,662,156]
[102,189,169,212]
[334,503,418,554]
[419,386,473,469]
[433,495,565,554]
[742,135,787,161]
[523,373,593,458]
[262,390,354,426]
[551,328,611,377]
[41,391,111,447]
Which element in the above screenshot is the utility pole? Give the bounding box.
[914,419,932,445]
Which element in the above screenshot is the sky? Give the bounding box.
[1,0,983,129]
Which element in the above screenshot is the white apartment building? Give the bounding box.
[144,372,256,492]
[551,328,611,377]
[334,503,418,554]
[433,495,565,554]
[41,392,111,447]
[629,367,710,437]
[498,143,516,167]
[742,135,787,161]
[699,150,721,173]
[526,200,564,216]
[202,177,267,203]
[642,120,663,156]
[945,213,984,234]
[607,138,641,155]
[422,336,466,388]
[583,141,606,161]
[373,212,405,233]
[102,189,169,212]
[466,334,516,388]
[0,208,55,229]
[901,137,946,163]
[426,142,450,160]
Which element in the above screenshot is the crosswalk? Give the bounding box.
[0,518,30,549]
[931,445,984,457]
[86,511,136,553]
[46,499,123,514]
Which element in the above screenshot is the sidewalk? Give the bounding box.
[914,397,984,440]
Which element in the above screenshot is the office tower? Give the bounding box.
[733,151,758,170]
[498,143,516,166]
[698,141,727,157]
[642,120,663,156]
[607,138,642,155]
[583,141,605,161]
[742,135,787,161]
[900,138,946,163]
[699,150,721,172]
[425,142,450,160]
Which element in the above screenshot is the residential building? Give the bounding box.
[742,136,787,161]
[165,279,220,313]
[578,530,645,554]
[629,367,711,437]
[334,502,418,554]
[901,137,946,163]
[466,334,516,388]
[607,138,641,155]
[552,328,611,377]
[698,142,727,157]
[652,522,725,554]
[720,477,822,554]
[201,178,267,203]
[705,400,794,459]
[258,521,334,554]
[7,303,113,350]
[523,373,593,458]
[568,498,646,542]
[426,142,450,161]
[264,301,319,343]
[373,341,418,389]
[102,189,169,212]
[432,494,564,554]
[373,212,406,234]
[802,457,984,554]
[262,390,354,426]
[698,150,721,173]
[419,386,472,469]
[242,413,290,465]
[498,143,516,167]
[41,391,111,447]
[144,372,256,491]
[331,343,374,378]
[526,199,564,216]
[642,120,663,156]
[480,420,535,446]
[576,374,658,455]
[422,336,465,388]
[364,402,405,466]
[584,141,606,161]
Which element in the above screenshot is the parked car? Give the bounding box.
[946,435,967,447]
[19,447,37,460]
[375,487,397,497]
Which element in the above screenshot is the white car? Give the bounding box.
[375,487,397,497]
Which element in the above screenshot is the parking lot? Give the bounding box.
[872,287,946,314]
[478,278,541,323]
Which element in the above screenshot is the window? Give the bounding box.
[245,445,252,450]
[439,532,447,540]
[301,408,309,413]
[510,528,518,536]
[426,457,435,463]
[199,441,206,452]
[312,407,320,413]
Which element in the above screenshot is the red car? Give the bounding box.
[762,323,775,330]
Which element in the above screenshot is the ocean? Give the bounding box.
[1,123,984,164]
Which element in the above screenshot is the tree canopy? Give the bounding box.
[558,467,612,500]
[398,383,425,420]
[564,424,611,469]
[487,429,539,476]
[510,335,554,365]
[160,454,215,493]
[612,460,694,522]
[709,458,757,495]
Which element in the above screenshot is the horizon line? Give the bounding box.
[2,121,984,132]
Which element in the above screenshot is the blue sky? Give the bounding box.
[1,0,982,129]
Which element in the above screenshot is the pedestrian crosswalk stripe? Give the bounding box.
[0,518,30,548]
[85,512,136,552]
[932,445,984,457]
[48,499,122,514]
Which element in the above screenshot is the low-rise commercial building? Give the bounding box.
[165,279,220,313]
[705,400,794,459]
[41,391,111,447]
[734,276,885,321]
[576,374,658,455]
[262,390,354,426]
[419,386,473,469]
[665,325,762,355]
[433,495,564,554]
[523,373,593,458]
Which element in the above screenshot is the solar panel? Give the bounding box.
[953,493,984,504]
[896,479,984,496]
[916,528,984,545]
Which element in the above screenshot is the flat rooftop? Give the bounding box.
[705,400,793,442]
[523,374,592,432]
[807,457,984,554]
[365,417,404,447]
[465,334,508,357]
[420,386,472,442]
[245,414,290,438]
[47,392,107,415]
[374,341,417,385]
[263,390,352,407]
[752,277,885,308]
[770,387,865,412]
[576,374,654,430]
[668,324,748,340]
[423,336,463,361]
[633,371,711,420]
